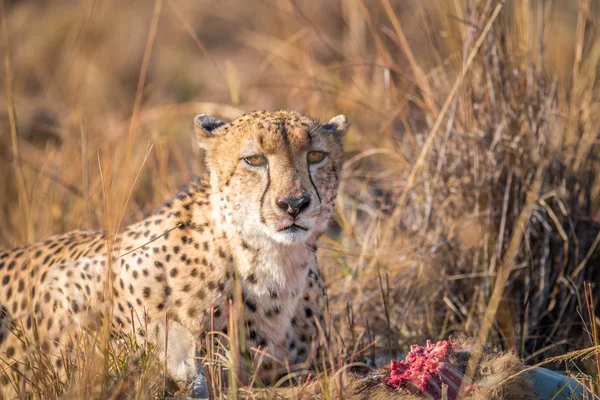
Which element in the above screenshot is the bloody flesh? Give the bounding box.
[385,340,468,399]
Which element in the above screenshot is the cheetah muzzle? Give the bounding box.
[0,110,347,398]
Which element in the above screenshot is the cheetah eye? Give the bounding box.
[307,151,327,164]
[243,154,268,167]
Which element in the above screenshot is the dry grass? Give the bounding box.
[0,0,599,398]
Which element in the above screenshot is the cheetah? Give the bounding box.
[0,110,347,398]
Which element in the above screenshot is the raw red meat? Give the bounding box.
[385,340,469,399]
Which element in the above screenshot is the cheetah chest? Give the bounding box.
[237,247,312,359]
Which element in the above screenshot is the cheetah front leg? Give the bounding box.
[150,319,209,399]
[287,266,328,370]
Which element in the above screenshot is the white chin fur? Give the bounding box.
[270,227,312,244]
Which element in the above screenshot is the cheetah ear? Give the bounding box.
[321,115,348,137]
[194,114,226,148]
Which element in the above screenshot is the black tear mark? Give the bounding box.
[259,164,271,224]
[308,166,322,205]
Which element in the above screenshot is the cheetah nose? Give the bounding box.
[276,194,310,217]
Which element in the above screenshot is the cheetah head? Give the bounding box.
[194,110,347,245]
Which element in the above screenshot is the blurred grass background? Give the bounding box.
[1,0,600,397]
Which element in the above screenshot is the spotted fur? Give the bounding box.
[0,110,347,396]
